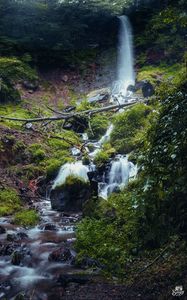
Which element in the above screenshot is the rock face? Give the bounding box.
[87,88,110,103]
[50,177,91,212]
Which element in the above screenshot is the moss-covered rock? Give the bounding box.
[50,175,91,212]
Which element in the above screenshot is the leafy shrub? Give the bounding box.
[0,57,37,103]
[0,188,20,216]
[93,150,110,168]
[13,209,39,226]
[88,115,109,139]
[110,103,153,153]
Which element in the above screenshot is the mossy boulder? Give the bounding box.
[50,175,91,212]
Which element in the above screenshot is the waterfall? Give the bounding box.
[113,16,135,100]
[99,155,137,199]
[52,161,89,189]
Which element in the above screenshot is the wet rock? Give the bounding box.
[87,88,110,103]
[0,242,20,256]
[42,223,57,231]
[11,250,23,265]
[16,232,28,239]
[50,179,91,212]
[57,274,91,288]
[75,256,103,269]
[0,225,6,234]
[127,85,136,93]
[48,247,75,263]
[142,81,154,98]
[7,233,17,242]
[22,80,39,91]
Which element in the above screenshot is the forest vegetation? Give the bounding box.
[0,0,186,299]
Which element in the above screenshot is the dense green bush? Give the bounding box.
[110,103,153,153]
[76,72,187,273]
[13,209,39,226]
[0,187,21,216]
[0,57,37,103]
[88,115,109,139]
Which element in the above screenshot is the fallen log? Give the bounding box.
[0,100,142,123]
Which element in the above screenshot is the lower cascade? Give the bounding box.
[52,125,137,205]
[99,155,137,199]
[52,161,89,189]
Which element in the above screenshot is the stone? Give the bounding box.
[50,178,91,212]
[42,223,57,231]
[87,88,110,103]
[0,225,6,234]
[11,250,22,265]
[48,247,74,263]
[22,80,39,91]
[142,81,154,98]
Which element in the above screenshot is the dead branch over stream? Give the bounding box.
[0,99,143,123]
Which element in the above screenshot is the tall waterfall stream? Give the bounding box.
[0,15,138,299]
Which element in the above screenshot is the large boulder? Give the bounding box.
[87,88,110,103]
[50,176,91,212]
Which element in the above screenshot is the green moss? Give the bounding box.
[0,188,21,216]
[55,175,89,191]
[137,64,182,86]
[94,150,110,168]
[13,209,39,226]
[110,103,153,153]
[88,114,109,139]
[28,143,46,162]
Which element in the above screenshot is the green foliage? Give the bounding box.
[76,68,187,274]
[88,114,109,139]
[13,209,39,226]
[76,183,141,274]
[0,188,21,216]
[93,150,110,168]
[0,57,37,103]
[45,155,74,180]
[28,144,46,162]
[110,103,153,153]
[54,175,90,193]
[135,4,186,63]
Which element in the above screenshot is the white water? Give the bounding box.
[99,155,137,199]
[52,161,89,189]
[112,15,135,102]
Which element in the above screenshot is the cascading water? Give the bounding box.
[52,161,89,189]
[112,15,135,102]
[99,155,137,199]
[52,16,137,199]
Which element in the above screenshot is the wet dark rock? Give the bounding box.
[50,180,91,213]
[11,250,23,265]
[7,232,28,242]
[0,225,6,234]
[0,242,20,256]
[57,274,91,288]
[22,80,39,91]
[7,233,17,242]
[142,81,154,98]
[48,247,75,263]
[16,232,28,239]
[127,85,136,93]
[42,223,57,231]
[75,256,103,269]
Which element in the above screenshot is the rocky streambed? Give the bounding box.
[0,198,86,300]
